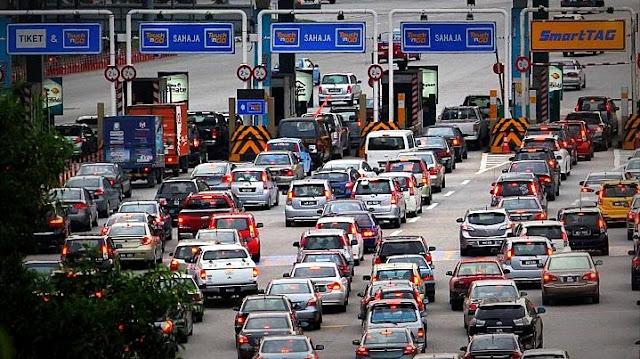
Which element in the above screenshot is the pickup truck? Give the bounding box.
[193,244,259,299]
[302,112,350,158]
[438,106,489,149]
[177,192,239,240]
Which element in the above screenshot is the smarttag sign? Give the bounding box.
[530,20,625,52]
[139,23,234,54]
[400,22,496,53]
[7,23,102,55]
[271,22,365,53]
[237,99,267,115]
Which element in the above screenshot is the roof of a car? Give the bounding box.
[506,236,550,243]
[374,262,418,270]
[519,220,563,227]
[316,216,356,223]
[291,179,330,185]
[304,228,347,236]
[470,279,517,287]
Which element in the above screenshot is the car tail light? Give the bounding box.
[49,216,64,226]
[223,174,232,183]
[547,159,555,168]
[261,172,268,183]
[422,172,429,184]
[236,316,245,325]
[252,267,259,277]
[391,192,398,205]
[424,253,432,263]
[170,259,179,271]
[324,189,331,200]
[318,86,323,93]
[158,198,167,206]
[542,271,558,282]
[534,212,547,220]
[529,183,538,195]
[452,137,460,146]
[473,121,480,133]
[327,282,341,291]
[95,188,104,196]
[167,157,174,163]
[582,271,598,281]
[211,128,219,139]
[347,85,352,94]
[422,274,433,281]
[249,223,256,237]
[598,217,606,231]
[286,169,293,176]
[506,249,514,260]
[108,179,116,187]
[539,176,552,183]
[73,136,83,144]
[307,295,318,307]
[346,181,354,190]
[403,344,417,355]
[546,247,554,256]
[61,245,68,257]
[154,216,162,225]
[596,125,604,133]
[581,129,587,141]
[469,303,478,311]
[575,103,580,112]
[412,275,421,286]
[101,244,108,255]
[287,190,294,203]
[237,335,249,345]
[581,187,594,193]
[199,270,207,280]
[101,226,109,235]
[374,257,381,264]
[408,180,415,195]
[140,236,153,245]
[632,256,640,268]
[362,230,375,237]
[510,354,522,359]
[356,346,368,356]
[160,320,174,334]
[350,223,357,235]
[193,138,200,148]
[178,216,184,226]
[606,102,611,112]
[429,167,438,175]
[72,202,89,210]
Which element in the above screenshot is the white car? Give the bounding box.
[192,244,259,299]
[321,159,376,177]
[285,262,350,311]
[377,172,422,217]
[318,72,362,106]
[522,135,571,180]
[315,216,364,265]
[579,171,625,204]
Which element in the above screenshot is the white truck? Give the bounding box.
[193,244,259,298]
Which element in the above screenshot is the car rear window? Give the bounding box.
[56,126,81,136]
[105,214,147,226]
[363,329,409,345]
[475,305,525,320]
[472,285,518,300]
[578,98,607,111]
[77,165,116,176]
[192,164,227,176]
[312,172,349,183]
[377,269,413,281]
[411,153,435,165]
[109,225,146,236]
[267,141,298,152]
[325,202,365,213]
[269,282,312,295]
[255,153,290,165]
[563,213,599,227]
[547,256,591,270]
[302,253,346,266]
[279,121,317,138]
[350,214,374,227]
[174,245,201,260]
[158,182,197,195]
[387,256,428,268]
[185,197,231,210]
[66,177,101,188]
[303,236,344,250]
[317,221,352,232]
[118,203,157,215]
[470,336,517,351]
[244,317,289,330]
[440,108,478,121]
[66,239,101,252]
[602,184,637,197]
[213,218,248,230]
[388,161,421,173]
[525,226,563,239]
[49,188,83,201]
[370,304,417,323]
[566,112,601,125]
[322,74,348,84]
[380,241,425,256]
[626,160,640,170]
[514,152,548,161]
[293,266,336,278]
[233,171,264,182]
[512,242,549,256]
[499,181,535,196]
[458,262,502,276]
[509,161,548,174]
[195,230,237,243]
[355,180,391,194]
[501,198,540,210]
[261,338,309,353]
[390,177,411,190]
[241,298,288,312]
[416,137,445,147]
[368,136,406,151]
[467,212,506,225]
[426,127,456,137]
[523,139,556,151]
[202,249,247,260]
[566,123,582,137]
[293,184,326,197]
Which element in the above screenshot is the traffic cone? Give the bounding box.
[634,132,640,149]
[501,135,510,154]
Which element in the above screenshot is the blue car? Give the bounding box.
[311,168,359,199]
[386,254,436,303]
[266,138,312,175]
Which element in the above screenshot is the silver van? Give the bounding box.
[285,179,334,227]
[352,177,406,228]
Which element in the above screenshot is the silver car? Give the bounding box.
[293,229,355,266]
[256,336,324,359]
[230,167,280,209]
[285,179,334,226]
[254,151,304,189]
[511,220,570,252]
[498,236,554,284]
[352,177,407,228]
[190,161,236,190]
[579,171,624,204]
[362,299,427,352]
[462,279,521,329]
[266,278,323,330]
[49,187,98,231]
[457,208,513,256]
[400,150,446,192]
[286,262,350,311]
[318,72,362,105]
[65,175,121,218]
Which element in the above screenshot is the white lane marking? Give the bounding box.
[443,190,455,197]
[390,230,403,236]
[477,154,511,174]
[426,203,439,210]
[408,216,421,223]
[461,179,470,186]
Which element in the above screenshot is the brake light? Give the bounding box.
[261,172,268,182]
[424,253,432,263]
[237,335,249,345]
[391,191,398,205]
[606,102,611,112]
[492,184,502,196]
[286,169,293,177]
[95,188,104,196]
[510,354,522,359]
[101,226,109,235]
[469,303,478,311]
[167,157,174,163]
[403,344,417,355]
[223,174,232,183]
[408,179,415,195]
[347,85,352,94]
[160,320,174,334]
[324,189,331,200]
[249,223,256,237]
[140,236,153,245]
[632,256,640,268]
[101,244,108,255]
[362,230,375,237]
[199,270,206,280]
[412,275,420,286]
[539,176,552,183]
[534,212,547,220]
[236,316,245,325]
[506,249,513,260]
[327,282,341,291]
[318,86,323,93]
[108,179,116,187]
[170,259,179,271]
[542,272,558,282]
[154,216,162,225]
[61,245,68,257]
[452,137,460,146]
[178,216,184,226]
[546,247,553,256]
[598,217,606,230]
[581,129,587,141]
[356,346,368,356]
[252,267,259,277]
[345,181,354,190]
[562,140,568,148]
[582,187,593,193]
[350,223,357,235]
[422,274,434,281]
[287,190,294,202]
[429,167,438,175]
[575,103,580,112]
[374,257,381,264]
[548,159,555,168]
[582,271,598,281]
[193,138,200,148]
[308,293,320,306]
[49,216,64,226]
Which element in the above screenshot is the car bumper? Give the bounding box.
[576,141,592,156]
[295,307,322,323]
[274,176,296,188]
[366,206,401,220]
[363,236,378,250]
[285,206,322,222]
[568,234,608,251]
[319,290,347,305]
[563,78,581,87]
[200,283,258,296]
[600,208,629,222]
[117,247,156,261]
[319,93,353,102]
[34,230,67,249]
[237,191,271,206]
[502,266,542,282]
[68,212,90,226]
[460,233,507,248]
[543,282,599,297]
[208,184,232,191]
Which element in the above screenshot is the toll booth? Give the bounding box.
[381,68,424,134]
[270,73,297,127]
[130,77,167,105]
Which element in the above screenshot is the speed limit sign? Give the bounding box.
[104,66,120,82]
[253,65,268,82]
[237,64,252,82]
[121,65,137,82]
[368,64,383,81]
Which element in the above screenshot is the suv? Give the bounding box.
[61,234,118,271]
[318,72,362,106]
[315,216,364,265]
[117,201,172,241]
[385,156,432,203]
[575,96,619,135]
[352,177,407,228]
[187,111,229,160]
[557,205,609,255]
[510,148,560,177]
[565,111,611,150]
[467,299,545,350]
[190,161,236,190]
[463,279,521,329]
[373,235,436,266]
[361,299,427,352]
[303,112,350,158]
[155,179,210,221]
[490,172,547,208]
[424,125,468,162]
[524,123,577,165]
[311,168,360,199]
[505,160,559,201]
[521,135,571,180]
[327,105,361,148]
[460,333,524,359]
[294,228,354,266]
[497,236,554,284]
[457,208,513,256]
[285,179,334,226]
[437,106,489,149]
[254,151,305,189]
[277,117,332,168]
[556,119,594,160]
[511,220,569,252]
[55,123,98,157]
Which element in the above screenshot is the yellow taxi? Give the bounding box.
[597,180,639,223]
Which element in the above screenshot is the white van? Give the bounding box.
[364,130,415,169]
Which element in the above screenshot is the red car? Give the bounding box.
[177,191,239,240]
[377,30,420,64]
[209,213,263,262]
[557,120,594,161]
[446,259,508,310]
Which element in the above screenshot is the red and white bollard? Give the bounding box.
[502,135,510,154]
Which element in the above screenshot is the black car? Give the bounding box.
[187,123,207,166]
[339,210,382,253]
[61,234,119,271]
[76,163,132,198]
[154,179,210,222]
[236,312,303,359]
[233,295,297,334]
[565,111,612,150]
[424,125,468,162]
[575,96,618,135]
[504,160,559,201]
[629,240,640,291]
[33,202,71,253]
[187,111,230,160]
[490,172,547,208]
[373,235,436,266]
[467,299,545,350]
[557,205,609,254]
[525,123,577,165]
[461,333,524,359]
[561,0,604,7]
[277,117,333,169]
[330,105,361,148]
[320,199,368,216]
[510,148,560,177]
[415,136,455,173]
[117,200,172,241]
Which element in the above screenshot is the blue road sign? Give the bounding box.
[7,23,102,55]
[237,99,267,115]
[139,23,234,54]
[271,22,365,53]
[400,22,496,53]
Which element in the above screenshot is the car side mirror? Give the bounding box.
[352,339,361,346]
[315,344,324,351]
[508,157,514,161]
[357,314,363,319]
[595,190,600,195]
[232,306,240,311]
[501,169,508,173]
[555,156,562,160]
[350,239,358,246]
[595,260,603,266]
[256,223,264,228]
[283,273,291,277]
[169,252,174,256]
[629,250,636,255]
[579,181,585,185]
[362,275,371,281]
[460,346,468,352]
[257,289,265,294]
[503,268,510,274]
[357,292,364,297]
[537,263,544,268]
[93,194,100,200]
[317,209,323,214]
[446,271,453,276]
[356,80,362,84]
[456,218,464,223]
[293,241,300,247]
[491,182,496,186]
[428,246,436,251]
[537,306,546,314]
[520,291,527,296]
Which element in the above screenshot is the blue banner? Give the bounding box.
[400,22,496,53]
[271,22,365,53]
[7,23,102,55]
[139,23,234,54]
[237,99,267,115]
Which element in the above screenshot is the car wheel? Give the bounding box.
[628,230,634,241]
[585,152,592,161]
[561,172,567,180]
[147,172,156,188]
[401,211,407,223]
[194,312,204,323]
[418,202,424,213]
[285,220,293,227]
[393,219,401,228]
[445,163,452,173]
[428,294,435,303]
[92,214,98,227]
[450,298,462,311]
[442,177,446,189]
[452,160,456,170]
[462,150,468,159]
[354,258,360,266]
[460,247,469,257]
[632,279,639,291]
[592,292,600,304]
[542,296,550,305]
[252,250,261,263]
[601,244,609,256]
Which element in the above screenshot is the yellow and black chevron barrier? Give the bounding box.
[622,114,640,150]
[490,117,529,154]
[358,121,400,157]
[229,125,272,162]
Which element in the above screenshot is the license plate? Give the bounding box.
[479,240,494,245]
[222,287,234,293]
[522,260,538,265]
[329,89,341,93]
[115,244,123,249]
[367,201,381,205]
[613,201,629,207]
[564,276,576,283]
[119,253,133,258]
[174,199,181,206]
[574,230,591,236]
[301,200,317,206]
[240,188,254,192]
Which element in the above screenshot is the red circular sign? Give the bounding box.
[492,62,504,74]
[253,65,268,82]
[515,56,531,73]
[368,64,383,81]
[104,65,120,82]
[237,64,252,82]
[121,65,137,82]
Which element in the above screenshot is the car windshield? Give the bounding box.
[355,180,391,194]
[389,177,411,190]
[66,239,101,253]
[279,121,317,138]
[363,330,410,345]
[213,218,248,230]
[602,184,637,197]
[322,161,360,171]
[49,188,82,201]
[322,74,348,84]
[325,202,364,213]
[458,262,502,276]
[261,338,309,353]
[509,162,548,174]
[192,164,227,176]
[119,203,157,215]
[585,173,623,186]
[244,317,289,330]
[475,305,525,320]
[189,114,219,125]
[195,231,237,243]
[202,249,247,260]
[426,127,455,137]
[24,262,60,275]
[233,171,264,182]
[501,198,540,210]
[268,141,298,152]
[440,108,478,121]
[525,226,564,239]
[184,197,230,210]
[380,242,425,256]
[565,123,583,137]
[514,152,547,161]
[388,161,421,173]
[269,282,312,295]
[377,269,413,281]
[312,172,349,183]
[293,184,326,197]
[56,126,82,136]
[370,305,417,323]
[548,256,591,270]
[472,285,518,300]
[109,225,146,236]
[368,136,405,151]
[499,181,535,196]
[105,214,147,226]
[158,182,197,195]
[317,222,352,232]
[465,96,491,107]
[303,253,346,266]
[467,212,506,225]
[242,298,288,312]
[350,213,374,227]
[470,336,516,351]
[77,165,115,176]
[524,139,556,151]
[627,160,640,170]
[512,242,548,256]
[293,266,336,278]
[174,245,201,260]
[304,236,343,250]
[66,177,101,188]
[159,277,198,292]
[563,213,599,227]
[255,154,291,165]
